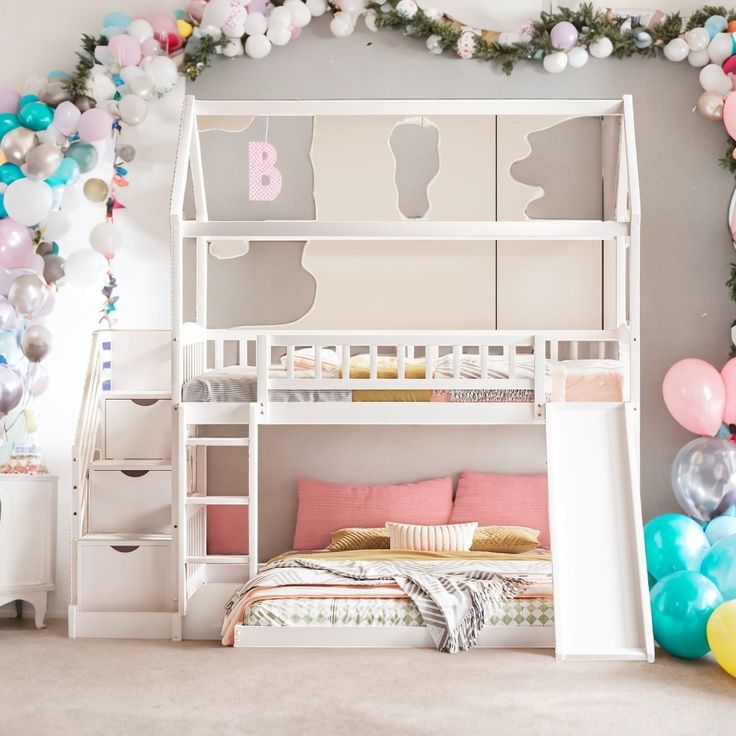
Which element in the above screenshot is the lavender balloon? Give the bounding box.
[672,438,736,522]
[0,364,23,416]
[0,218,33,270]
[550,21,579,50]
[0,297,16,329]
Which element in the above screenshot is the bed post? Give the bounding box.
[249,402,259,580]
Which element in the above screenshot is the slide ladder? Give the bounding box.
[546,403,654,661]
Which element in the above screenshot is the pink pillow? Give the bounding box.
[450,471,549,549]
[293,476,454,550]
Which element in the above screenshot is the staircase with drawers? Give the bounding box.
[69,330,179,639]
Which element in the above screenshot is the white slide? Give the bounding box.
[546,403,654,662]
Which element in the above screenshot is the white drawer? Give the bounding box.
[88,470,171,535]
[77,540,173,612]
[104,399,171,460]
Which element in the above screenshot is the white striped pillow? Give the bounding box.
[386,521,478,552]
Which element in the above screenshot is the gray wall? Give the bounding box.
[190,18,734,529]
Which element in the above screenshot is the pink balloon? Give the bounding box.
[0,297,16,329]
[0,87,20,114]
[725,92,736,140]
[77,108,113,143]
[663,359,726,436]
[0,219,33,270]
[108,34,142,66]
[721,358,736,424]
[186,0,207,23]
[141,38,161,57]
[53,100,81,137]
[143,11,177,35]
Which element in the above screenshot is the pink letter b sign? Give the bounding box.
[249,141,282,201]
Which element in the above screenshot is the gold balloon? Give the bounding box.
[0,127,37,166]
[83,178,109,203]
[696,91,724,121]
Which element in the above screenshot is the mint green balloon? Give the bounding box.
[18,101,53,132]
[701,536,736,599]
[65,142,98,174]
[0,113,20,140]
[650,571,723,659]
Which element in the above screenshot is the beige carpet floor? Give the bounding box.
[1,618,734,736]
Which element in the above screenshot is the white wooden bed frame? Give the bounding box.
[164,97,651,658]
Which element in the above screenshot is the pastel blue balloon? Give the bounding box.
[103,12,132,28]
[0,164,24,185]
[19,94,38,109]
[705,515,736,544]
[0,328,21,364]
[46,157,80,187]
[705,15,727,38]
[175,9,188,20]
[0,193,6,219]
[724,504,736,517]
[0,113,20,140]
[650,571,723,659]
[102,25,126,38]
[634,30,652,49]
[47,70,70,80]
[644,513,711,581]
[701,536,736,599]
[19,101,53,132]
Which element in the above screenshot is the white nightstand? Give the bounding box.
[0,475,57,628]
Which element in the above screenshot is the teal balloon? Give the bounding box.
[65,142,98,174]
[19,101,54,131]
[103,12,132,28]
[705,515,736,544]
[701,536,736,599]
[46,157,80,187]
[0,164,23,186]
[644,513,710,581]
[19,94,38,108]
[47,70,70,80]
[650,571,723,659]
[648,573,656,590]
[0,113,20,140]
[0,193,6,218]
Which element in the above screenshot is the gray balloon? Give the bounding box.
[36,242,54,257]
[25,143,63,181]
[40,79,71,107]
[115,143,136,163]
[0,365,23,415]
[8,274,46,317]
[1,126,37,166]
[73,95,96,112]
[42,254,65,285]
[671,437,736,522]
[20,324,52,363]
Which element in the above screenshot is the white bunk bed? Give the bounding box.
[166,97,651,659]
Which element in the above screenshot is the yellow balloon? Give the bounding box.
[177,19,193,38]
[83,178,109,203]
[707,600,736,678]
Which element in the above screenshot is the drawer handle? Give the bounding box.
[121,470,150,478]
[111,545,140,553]
[132,399,160,407]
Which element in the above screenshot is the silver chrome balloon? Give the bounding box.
[671,437,736,522]
[8,273,46,317]
[1,126,37,166]
[0,365,23,415]
[20,323,52,363]
[40,79,71,107]
[25,143,63,181]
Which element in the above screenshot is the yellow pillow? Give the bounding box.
[340,354,427,379]
[328,528,390,552]
[471,526,540,553]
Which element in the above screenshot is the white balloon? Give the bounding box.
[89,221,123,255]
[202,0,232,28]
[330,11,355,37]
[267,25,292,46]
[222,39,245,57]
[3,179,53,226]
[283,0,312,28]
[35,126,66,147]
[686,27,710,52]
[243,12,268,36]
[42,210,71,242]
[128,73,155,99]
[396,0,417,18]
[699,64,732,95]
[142,56,178,93]
[268,5,292,28]
[567,46,589,68]
[222,22,246,38]
[708,32,733,64]
[63,250,108,289]
[120,65,144,84]
[339,0,367,13]
[127,18,154,43]
[118,94,148,125]
[306,0,327,16]
[588,36,613,59]
[663,37,689,62]
[688,48,711,67]
[542,51,568,73]
[244,34,272,59]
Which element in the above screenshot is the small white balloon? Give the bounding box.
[128,73,155,99]
[119,65,144,84]
[43,210,71,242]
[686,27,710,52]
[63,249,108,288]
[244,12,268,35]
[244,34,272,59]
[497,32,521,46]
[127,18,154,43]
[708,32,733,64]
[330,11,355,37]
[222,39,245,57]
[118,94,148,126]
[142,56,178,93]
[340,0,367,13]
[396,0,417,18]
[567,46,589,68]
[663,37,689,62]
[306,0,327,16]
[283,0,312,28]
[268,5,292,28]
[543,51,568,73]
[699,63,733,95]
[267,25,292,46]
[4,179,53,227]
[588,36,613,59]
[35,126,66,147]
[202,0,232,28]
[688,48,711,67]
[89,221,123,255]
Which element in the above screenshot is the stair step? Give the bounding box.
[80,533,172,543]
[90,459,172,471]
[186,494,249,506]
[186,555,249,564]
[186,437,249,447]
[102,391,171,401]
